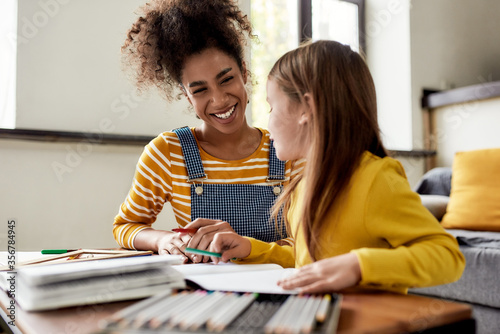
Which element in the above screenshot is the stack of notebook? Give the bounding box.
[15,255,185,311]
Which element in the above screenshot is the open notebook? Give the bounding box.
[171,262,299,294]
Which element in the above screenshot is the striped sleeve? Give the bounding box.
[113,134,174,249]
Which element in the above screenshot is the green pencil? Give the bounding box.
[184,247,222,258]
[41,249,78,254]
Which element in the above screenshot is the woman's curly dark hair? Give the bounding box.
[122,0,254,100]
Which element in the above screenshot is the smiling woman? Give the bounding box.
[180,48,257,159]
[114,0,304,265]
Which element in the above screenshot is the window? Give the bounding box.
[0,0,17,129]
[250,0,299,129]
[250,0,364,128]
[311,0,364,52]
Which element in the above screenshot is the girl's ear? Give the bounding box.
[299,92,315,125]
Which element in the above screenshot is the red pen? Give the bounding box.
[172,228,198,234]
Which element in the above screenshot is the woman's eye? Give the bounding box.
[193,88,206,94]
[221,76,233,84]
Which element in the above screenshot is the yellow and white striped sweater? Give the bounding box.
[113,128,304,249]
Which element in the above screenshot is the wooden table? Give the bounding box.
[1,289,474,334]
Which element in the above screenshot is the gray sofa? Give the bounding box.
[409,168,500,334]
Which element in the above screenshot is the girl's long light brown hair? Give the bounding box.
[270,40,387,261]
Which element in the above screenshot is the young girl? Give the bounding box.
[114,0,302,264]
[211,40,465,294]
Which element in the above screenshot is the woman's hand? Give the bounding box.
[156,232,192,263]
[184,218,236,263]
[278,253,362,293]
[133,229,192,263]
[210,231,251,264]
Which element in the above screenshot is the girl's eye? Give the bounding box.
[221,76,233,84]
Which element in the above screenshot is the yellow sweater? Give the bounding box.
[244,152,465,293]
[113,128,304,249]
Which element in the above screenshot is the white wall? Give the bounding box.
[0,139,181,250]
[14,0,194,135]
[364,0,425,187]
[410,0,500,151]
[0,0,201,251]
[432,96,500,167]
[366,0,500,153]
[365,0,413,151]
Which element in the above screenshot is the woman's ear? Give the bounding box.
[299,93,315,125]
[179,84,193,105]
[241,62,248,84]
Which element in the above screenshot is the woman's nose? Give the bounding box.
[211,87,229,107]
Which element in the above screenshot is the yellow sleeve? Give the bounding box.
[234,237,295,268]
[352,159,465,290]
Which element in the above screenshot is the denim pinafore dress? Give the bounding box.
[173,126,286,243]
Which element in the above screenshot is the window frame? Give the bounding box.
[299,0,366,53]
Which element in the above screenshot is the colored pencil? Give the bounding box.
[103,289,173,328]
[132,291,185,328]
[185,247,222,258]
[41,249,79,254]
[206,293,240,331]
[210,293,258,332]
[301,295,323,334]
[148,291,200,329]
[172,228,198,234]
[188,292,229,331]
[264,295,295,333]
[179,291,225,330]
[164,290,208,329]
[315,294,331,323]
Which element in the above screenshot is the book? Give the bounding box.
[12,255,186,311]
[0,249,155,271]
[171,262,299,294]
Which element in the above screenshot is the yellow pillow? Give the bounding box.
[441,148,500,231]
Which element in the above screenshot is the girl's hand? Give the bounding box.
[184,218,236,263]
[157,232,192,263]
[278,253,362,293]
[210,231,251,264]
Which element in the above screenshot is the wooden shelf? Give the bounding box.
[0,128,154,146]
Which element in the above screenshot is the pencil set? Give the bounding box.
[101,289,341,333]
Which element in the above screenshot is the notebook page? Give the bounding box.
[184,267,299,294]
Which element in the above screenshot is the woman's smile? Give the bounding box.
[211,104,237,121]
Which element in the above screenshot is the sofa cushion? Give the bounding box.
[441,148,500,231]
[410,230,500,308]
[419,195,449,221]
[449,228,500,249]
[414,167,452,196]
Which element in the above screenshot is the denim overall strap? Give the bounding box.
[267,140,286,181]
[175,127,287,242]
[173,127,206,181]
